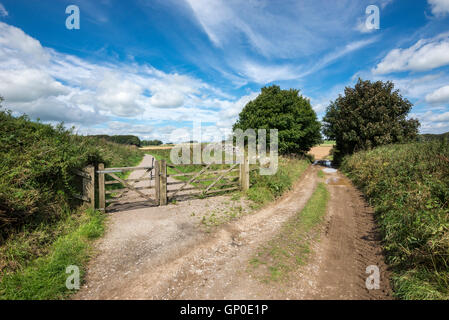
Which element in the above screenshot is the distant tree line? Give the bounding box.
[420,132,449,142]
[141,139,163,146]
[89,135,169,147]
[89,135,142,147]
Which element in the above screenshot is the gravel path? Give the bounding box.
[75,157,391,300]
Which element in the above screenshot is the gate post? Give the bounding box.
[85,165,95,209]
[240,154,249,192]
[98,163,105,212]
[160,160,167,205]
[155,160,160,206]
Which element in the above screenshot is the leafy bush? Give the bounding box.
[0,109,143,238]
[323,79,420,164]
[233,85,322,155]
[248,156,310,206]
[341,141,449,299]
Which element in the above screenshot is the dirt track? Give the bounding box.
[75,158,391,300]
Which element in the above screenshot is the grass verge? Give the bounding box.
[341,140,449,300]
[0,209,105,299]
[247,156,310,208]
[0,109,145,299]
[249,182,329,282]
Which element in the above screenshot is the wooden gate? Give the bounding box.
[76,157,250,212]
[97,162,157,212]
[166,162,243,202]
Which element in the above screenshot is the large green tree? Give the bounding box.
[233,85,322,155]
[323,79,420,162]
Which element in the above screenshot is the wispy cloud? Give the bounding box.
[0,21,248,136]
[184,0,369,59]
[0,3,8,17]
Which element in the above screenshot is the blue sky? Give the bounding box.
[1,0,449,142]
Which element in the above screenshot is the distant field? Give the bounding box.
[309,145,333,160]
[140,145,174,150]
[319,141,336,146]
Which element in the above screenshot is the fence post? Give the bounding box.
[240,154,250,192]
[85,165,95,209]
[155,160,160,206]
[160,159,167,205]
[98,163,105,212]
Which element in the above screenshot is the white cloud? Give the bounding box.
[0,22,239,128]
[355,18,376,34]
[426,85,449,103]
[96,73,144,116]
[373,33,449,74]
[0,21,270,139]
[239,62,300,84]
[411,110,449,134]
[215,92,259,128]
[10,96,104,124]
[0,68,69,102]
[0,22,50,67]
[0,3,8,17]
[428,0,449,16]
[184,0,367,59]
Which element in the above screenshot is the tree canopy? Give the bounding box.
[233,85,322,155]
[323,79,420,163]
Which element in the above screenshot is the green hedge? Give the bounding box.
[341,141,449,299]
[0,110,143,238]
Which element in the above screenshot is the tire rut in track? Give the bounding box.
[306,171,392,300]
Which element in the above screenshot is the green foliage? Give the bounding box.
[0,209,105,300]
[420,132,449,142]
[323,79,420,163]
[0,106,142,299]
[233,85,322,155]
[89,135,141,147]
[0,109,143,238]
[247,156,310,206]
[341,141,449,299]
[141,139,163,146]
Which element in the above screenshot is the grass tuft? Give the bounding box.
[247,156,310,208]
[249,182,329,282]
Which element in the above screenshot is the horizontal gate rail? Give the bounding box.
[105,177,152,185]
[168,168,239,178]
[169,163,213,198]
[97,166,153,173]
[105,186,152,194]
